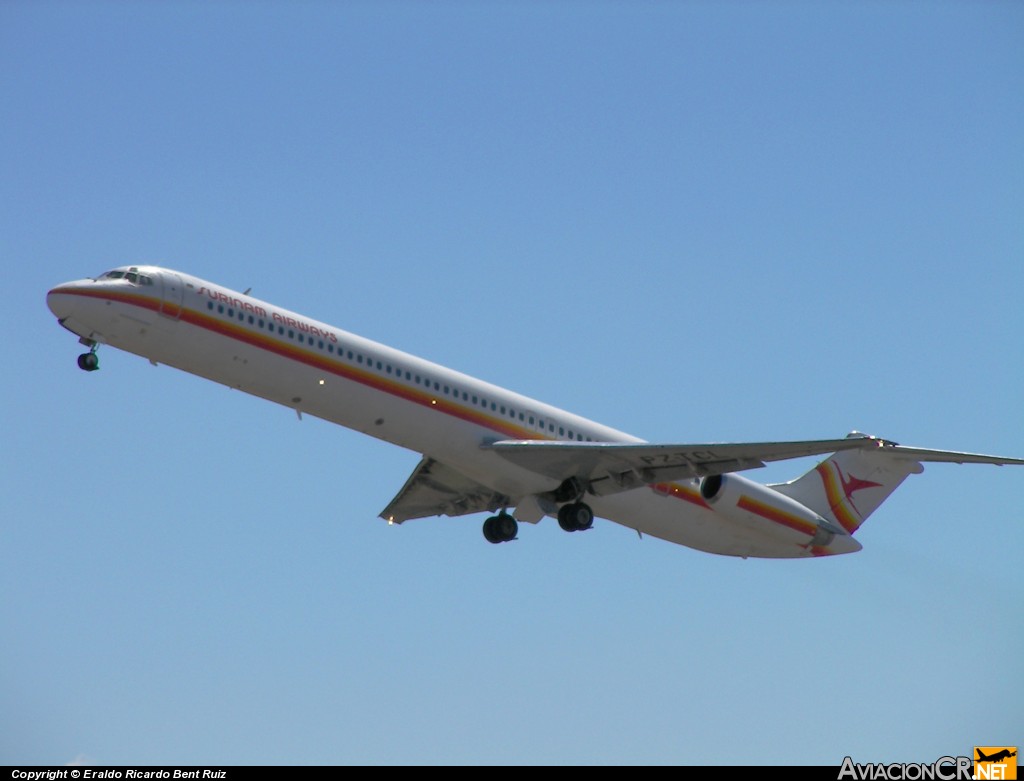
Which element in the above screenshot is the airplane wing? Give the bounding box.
[383,437,1024,522]
[484,436,876,495]
[379,456,510,523]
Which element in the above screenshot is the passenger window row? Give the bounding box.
[204,300,594,441]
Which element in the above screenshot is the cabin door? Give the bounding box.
[160,271,185,320]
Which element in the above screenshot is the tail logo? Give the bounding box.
[836,464,882,514]
[816,461,882,534]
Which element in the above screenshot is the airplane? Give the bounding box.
[976,750,1016,763]
[46,265,1024,559]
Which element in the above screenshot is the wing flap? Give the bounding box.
[380,457,509,523]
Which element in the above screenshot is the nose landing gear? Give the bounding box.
[77,342,99,372]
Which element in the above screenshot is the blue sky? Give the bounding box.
[3,1,1022,766]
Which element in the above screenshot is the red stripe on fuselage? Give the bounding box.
[652,482,709,509]
[61,287,542,442]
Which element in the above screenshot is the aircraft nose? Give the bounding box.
[47,281,79,319]
[46,280,93,321]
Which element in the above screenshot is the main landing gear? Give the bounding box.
[552,476,594,534]
[481,498,595,544]
[483,512,518,544]
[557,502,594,533]
[77,343,99,372]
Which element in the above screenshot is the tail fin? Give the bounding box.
[771,435,924,535]
[772,432,1024,535]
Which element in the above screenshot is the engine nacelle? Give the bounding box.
[699,473,835,546]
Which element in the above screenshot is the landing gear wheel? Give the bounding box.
[483,513,518,544]
[77,352,99,372]
[557,504,576,532]
[495,513,517,542]
[483,516,500,544]
[557,502,594,532]
[572,503,594,531]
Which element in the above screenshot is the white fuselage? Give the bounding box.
[47,265,847,558]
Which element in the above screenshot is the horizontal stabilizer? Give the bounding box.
[868,443,1024,465]
[771,433,1024,535]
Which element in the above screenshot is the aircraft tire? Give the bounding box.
[495,513,517,542]
[572,503,594,531]
[483,516,501,544]
[557,502,593,532]
[78,352,99,372]
[557,504,578,532]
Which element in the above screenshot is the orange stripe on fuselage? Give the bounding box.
[655,481,820,540]
[652,482,709,508]
[63,287,161,313]
[736,495,817,537]
[181,306,538,440]
[61,287,543,442]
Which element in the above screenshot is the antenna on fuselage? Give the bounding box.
[243,287,252,295]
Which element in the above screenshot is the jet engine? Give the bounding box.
[699,473,836,546]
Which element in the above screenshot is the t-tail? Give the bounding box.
[771,431,1024,536]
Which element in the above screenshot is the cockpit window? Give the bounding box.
[101,269,154,285]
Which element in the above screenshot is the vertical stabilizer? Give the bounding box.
[771,441,924,535]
